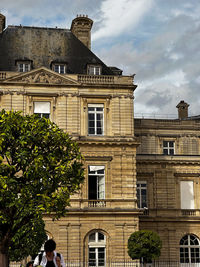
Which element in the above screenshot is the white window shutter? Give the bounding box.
[180,181,194,209]
[34,102,50,113]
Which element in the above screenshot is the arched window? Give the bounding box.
[180,234,200,264]
[88,231,106,266]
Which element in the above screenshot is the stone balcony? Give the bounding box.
[69,199,138,210]
[140,208,200,218]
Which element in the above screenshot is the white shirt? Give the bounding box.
[33,251,65,267]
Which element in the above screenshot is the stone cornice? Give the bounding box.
[136,154,200,165]
[76,136,139,146]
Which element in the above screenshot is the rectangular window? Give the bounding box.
[18,63,30,72]
[180,181,194,209]
[53,64,66,74]
[88,104,104,136]
[88,66,101,75]
[88,166,105,200]
[137,182,147,208]
[34,101,50,119]
[163,141,175,155]
[89,247,105,267]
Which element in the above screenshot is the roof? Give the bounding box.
[0,25,114,75]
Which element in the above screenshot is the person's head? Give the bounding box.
[44,239,56,257]
[26,261,33,267]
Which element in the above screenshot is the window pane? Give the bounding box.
[60,65,65,73]
[89,128,95,135]
[89,121,95,128]
[89,248,96,266]
[169,141,174,147]
[89,233,95,242]
[97,127,103,135]
[163,149,168,155]
[98,249,105,266]
[54,65,59,73]
[98,233,104,242]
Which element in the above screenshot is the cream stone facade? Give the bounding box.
[135,102,200,264]
[0,14,140,265]
[1,11,200,266]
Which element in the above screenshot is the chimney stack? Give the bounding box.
[176,100,189,120]
[0,13,6,34]
[70,15,93,49]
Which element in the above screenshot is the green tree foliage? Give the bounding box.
[9,214,47,262]
[128,230,162,263]
[0,110,84,265]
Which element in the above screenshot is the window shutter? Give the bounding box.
[180,181,194,209]
[34,102,50,113]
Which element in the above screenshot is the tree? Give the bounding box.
[128,230,162,266]
[0,110,85,267]
[9,213,47,262]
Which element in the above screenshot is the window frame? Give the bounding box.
[180,234,200,263]
[88,166,105,200]
[137,181,147,208]
[88,104,104,136]
[88,65,102,75]
[17,62,31,72]
[52,63,66,74]
[163,140,175,155]
[88,231,106,267]
[33,101,51,119]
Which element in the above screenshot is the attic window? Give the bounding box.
[88,65,101,75]
[17,61,31,72]
[52,64,66,74]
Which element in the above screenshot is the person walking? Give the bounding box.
[33,239,65,267]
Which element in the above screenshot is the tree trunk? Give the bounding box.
[0,252,9,267]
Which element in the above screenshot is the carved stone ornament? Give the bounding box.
[3,67,79,85]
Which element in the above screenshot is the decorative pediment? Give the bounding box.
[3,67,80,85]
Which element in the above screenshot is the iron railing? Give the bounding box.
[10,261,200,267]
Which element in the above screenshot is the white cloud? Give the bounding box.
[92,0,154,41]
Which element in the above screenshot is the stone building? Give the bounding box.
[1,11,200,266]
[135,101,200,265]
[0,14,140,265]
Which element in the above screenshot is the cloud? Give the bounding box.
[97,6,200,116]
[1,0,102,27]
[92,0,154,41]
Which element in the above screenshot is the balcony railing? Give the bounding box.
[70,199,138,209]
[78,75,114,84]
[140,209,200,217]
[88,200,106,207]
[0,72,6,80]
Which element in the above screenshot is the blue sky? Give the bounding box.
[1,0,200,117]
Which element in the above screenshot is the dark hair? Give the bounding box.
[44,239,56,252]
[26,261,33,267]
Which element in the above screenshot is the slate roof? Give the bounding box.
[0,25,114,75]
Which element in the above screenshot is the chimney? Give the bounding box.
[70,15,93,49]
[176,100,189,119]
[0,13,6,34]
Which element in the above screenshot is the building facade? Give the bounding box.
[135,102,200,265]
[0,14,140,265]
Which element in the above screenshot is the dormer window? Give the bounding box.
[88,65,101,75]
[52,64,66,74]
[17,61,31,72]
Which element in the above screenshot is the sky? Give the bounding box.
[1,0,200,117]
